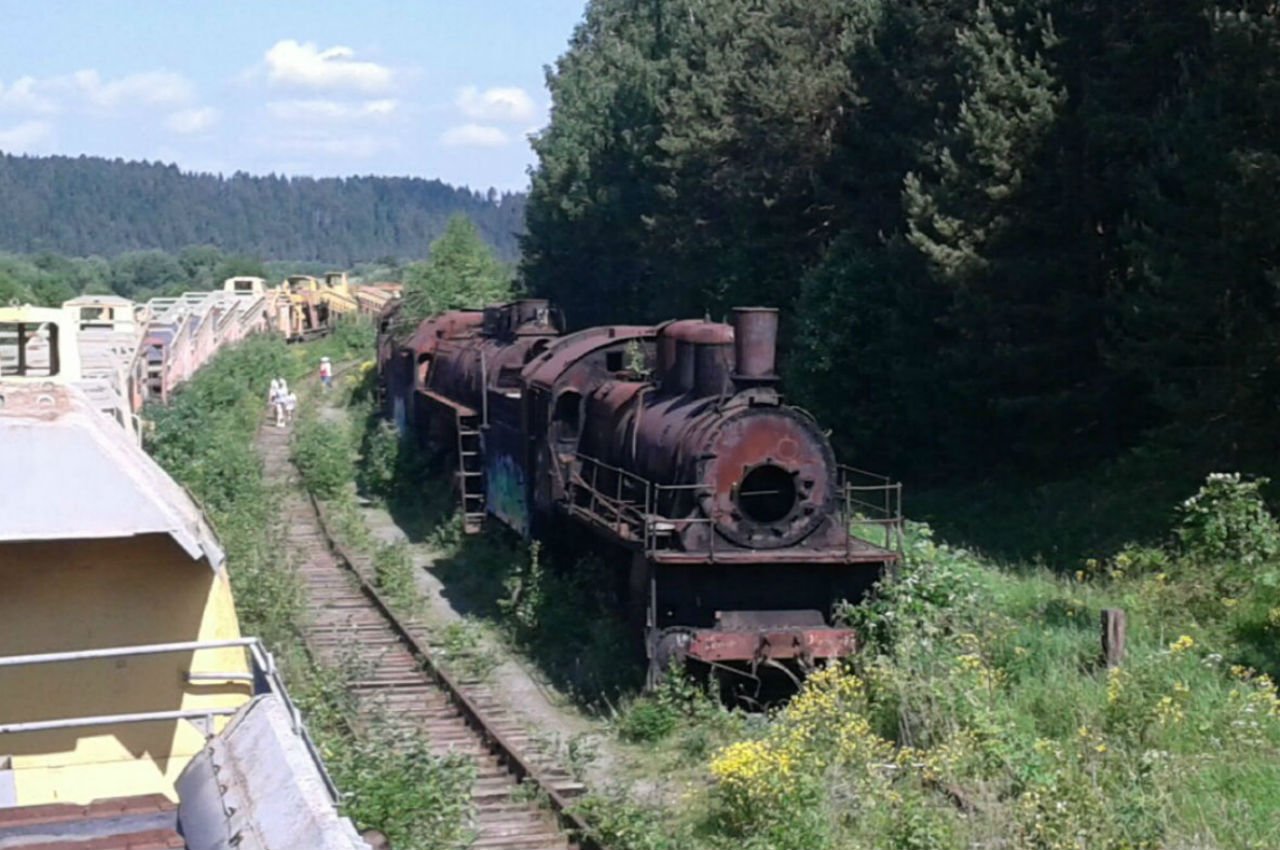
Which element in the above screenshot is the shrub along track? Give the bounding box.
[256,420,594,850]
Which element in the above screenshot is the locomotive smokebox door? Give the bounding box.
[695,405,835,550]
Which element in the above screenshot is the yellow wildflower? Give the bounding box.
[1168,634,1194,654]
[1106,667,1126,705]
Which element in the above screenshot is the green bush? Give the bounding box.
[435,620,498,682]
[616,699,679,744]
[291,414,352,500]
[373,542,417,610]
[1175,472,1280,567]
[327,731,474,850]
[358,419,402,500]
[616,670,724,745]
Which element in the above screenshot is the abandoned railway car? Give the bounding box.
[0,310,366,849]
[376,299,902,687]
[3,273,398,434]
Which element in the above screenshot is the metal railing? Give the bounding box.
[0,636,340,804]
[838,464,905,553]
[567,452,904,560]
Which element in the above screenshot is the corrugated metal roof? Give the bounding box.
[0,381,224,567]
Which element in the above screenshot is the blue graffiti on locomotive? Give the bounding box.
[486,451,529,535]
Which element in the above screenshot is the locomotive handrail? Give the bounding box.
[838,464,903,552]
[570,452,905,557]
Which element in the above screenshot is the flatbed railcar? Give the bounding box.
[0,303,367,849]
[376,299,903,690]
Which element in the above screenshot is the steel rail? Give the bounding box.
[305,490,604,850]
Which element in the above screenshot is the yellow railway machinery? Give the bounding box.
[318,271,361,317]
[0,305,367,849]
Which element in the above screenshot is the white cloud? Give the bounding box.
[264,40,393,93]
[266,98,398,122]
[0,77,57,113]
[441,123,509,148]
[0,120,53,152]
[0,69,194,115]
[456,86,536,124]
[166,106,219,134]
[69,70,193,110]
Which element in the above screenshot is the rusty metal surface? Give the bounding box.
[0,793,183,849]
[686,625,858,663]
[0,382,225,565]
[373,298,902,684]
[730,307,779,385]
[521,325,653,390]
[423,301,563,415]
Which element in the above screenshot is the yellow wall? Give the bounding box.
[0,535,252,804]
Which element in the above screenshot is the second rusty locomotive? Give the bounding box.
[376,299,902,687]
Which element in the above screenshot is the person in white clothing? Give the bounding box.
[268,378,285,427]
[284,389,298,425]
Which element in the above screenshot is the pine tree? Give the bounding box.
[1113,3,1280,458]
[399,215,515,328]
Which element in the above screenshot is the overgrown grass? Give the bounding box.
[320,329,1280,848]
[147,333,474,850]
[373,542,419,612]
[292,410,353,500]
[289,654,476,850]
[580,474,1280,850]
[147,334,301,647]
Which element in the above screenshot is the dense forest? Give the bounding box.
[0,153,525,263]
[523,0,1280,490]
[0,246,413,307]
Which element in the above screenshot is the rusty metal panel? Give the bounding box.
[0,382,224,567]
[521,325,653,390]
[686,624,858,663]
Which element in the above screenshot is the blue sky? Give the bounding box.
[0,1,588,191]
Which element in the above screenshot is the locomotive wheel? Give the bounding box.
[645,627,692,691]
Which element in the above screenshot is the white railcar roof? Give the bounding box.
[0,381,224,566]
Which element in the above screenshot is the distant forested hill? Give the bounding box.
[0,153,525,263]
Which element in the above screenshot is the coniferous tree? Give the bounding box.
[399,215,516,328]
[1113,3,1280,459]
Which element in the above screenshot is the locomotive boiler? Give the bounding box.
[377,300,902,688]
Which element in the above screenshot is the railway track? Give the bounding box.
[257,422,594,850]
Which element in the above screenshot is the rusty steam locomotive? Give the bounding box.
[376,299,902,686]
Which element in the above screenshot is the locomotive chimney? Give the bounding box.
[732,307,779,388]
